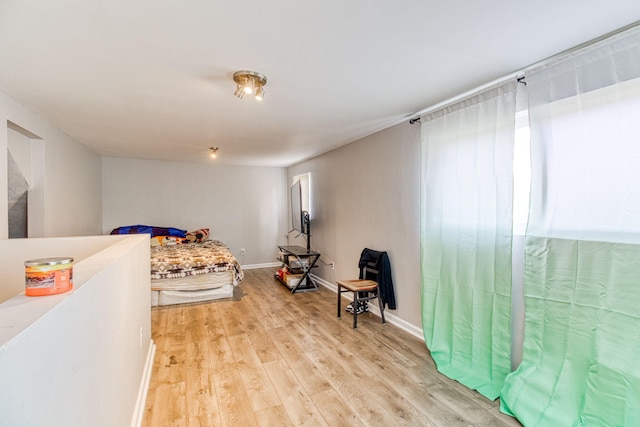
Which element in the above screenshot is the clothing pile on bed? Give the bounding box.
[110,224,210,245]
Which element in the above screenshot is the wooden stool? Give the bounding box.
[336,279,386,328]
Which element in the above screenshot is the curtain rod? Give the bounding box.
[408,70,521,124]
[409,75,527,124]
[408,20,640,124]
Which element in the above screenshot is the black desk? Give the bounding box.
[276,245,320,293]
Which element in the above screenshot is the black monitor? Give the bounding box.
[290,180,310,250]
[291,180,303,233]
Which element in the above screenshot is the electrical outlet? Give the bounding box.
[240,248,246,254]
[330,262,335,270]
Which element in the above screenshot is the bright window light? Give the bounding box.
[513,110,531,236]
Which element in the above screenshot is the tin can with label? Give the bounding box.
[24,257,74,296]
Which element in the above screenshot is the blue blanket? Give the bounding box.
[110,224,187,238]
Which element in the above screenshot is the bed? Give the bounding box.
[150,239,243,306]
[111,225,243,306]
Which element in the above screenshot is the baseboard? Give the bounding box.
[311,274,425,342]
[131,339,156,427]
[242,262,281,270]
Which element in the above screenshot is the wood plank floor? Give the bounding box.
[143,267,522,427]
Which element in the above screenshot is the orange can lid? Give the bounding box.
[25,257,74,267]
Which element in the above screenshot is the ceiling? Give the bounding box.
[1,1,639,167]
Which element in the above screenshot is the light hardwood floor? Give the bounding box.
[143,267,522,426]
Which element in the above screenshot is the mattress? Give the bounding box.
[151,270,234,291]
[152,284,234,306]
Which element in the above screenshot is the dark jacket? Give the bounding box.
[358,248,396,310]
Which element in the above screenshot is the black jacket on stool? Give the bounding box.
[358,248,396,310]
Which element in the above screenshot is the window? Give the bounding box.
[512,110,531,236]
[527,77,640,241]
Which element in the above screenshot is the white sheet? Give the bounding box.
[150,270,236,306]
[151,284,234,306]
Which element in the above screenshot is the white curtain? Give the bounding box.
[525,27,640,242]
[501,25,640,426]
[420,81,517,400]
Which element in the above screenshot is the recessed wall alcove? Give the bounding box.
[6,121,44,238]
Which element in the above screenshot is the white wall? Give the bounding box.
[0,234,151,427]
[0,90,103,238]
[288,121,423,329]
[42,125,102,236]
[102,157,288,265]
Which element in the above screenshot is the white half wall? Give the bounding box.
[0,89,103,238]
[0,235,130,304]
[102,157,288,265]
[0,234,151,427]
[288,121,423,329]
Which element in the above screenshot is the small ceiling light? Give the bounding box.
[233,70,267,101]
[254,85,265,101]
[209,147,219,158]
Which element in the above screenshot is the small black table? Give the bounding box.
[276,245,321,293]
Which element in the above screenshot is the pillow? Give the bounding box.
[150,235,187,247]
[186,228,210,243]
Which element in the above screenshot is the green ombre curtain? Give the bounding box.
[500,25,640,426]
[501,237,640,425]
[420,81,517,400]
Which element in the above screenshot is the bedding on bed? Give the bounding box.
[150,239,243,285]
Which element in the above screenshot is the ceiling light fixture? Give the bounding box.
[209,147,219,158]
[233,70,267,101]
